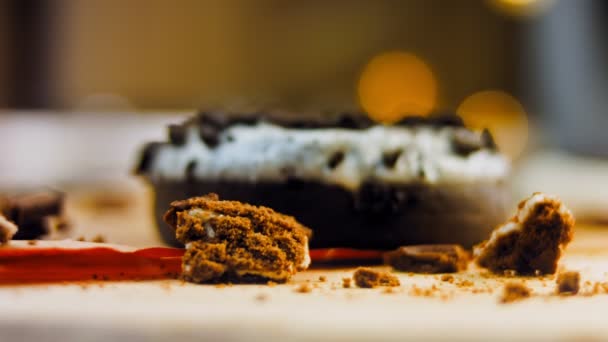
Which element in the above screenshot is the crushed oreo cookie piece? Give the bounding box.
[556,271,580,295]
[353,267,400,288]
[475,193,574,275]
[0,191,65,240]
[384,244,470,273]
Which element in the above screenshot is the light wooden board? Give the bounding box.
[2,230,608,341]
[2,183,608,341]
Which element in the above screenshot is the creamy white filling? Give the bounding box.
[148,122,509,190]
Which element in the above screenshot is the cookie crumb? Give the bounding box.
[440,274,454,283]
[92,234,106,243]
[255,293,269,301]
[353,267,400,288]
[457,279,474,287]
[556,271,580,295]
[267,281,277,287]
[318,275,327,282]
[342,277,352,288]
[384,244,469,273]
[76,236,86,242]
[27,240,37,246]
[500,282,531,303]
[382,287,397,294]
[295,283,312,293]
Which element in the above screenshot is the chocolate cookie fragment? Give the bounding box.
[556,271,580,295]
[384,244,470,273]
[500,282,531,303]
[0,191,65,239]
[475,193,575,275]
[0,214,18,244]
[164,193,311,283]
[353,267,400,288]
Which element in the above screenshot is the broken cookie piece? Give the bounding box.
[0,214,18,244]
[0,191,65,239]
[556,271,580,295]
[475,193,574,275]
[353,267,400,288]
[500,282,531,303]
[383,244,470,273]
[164,193,311,284]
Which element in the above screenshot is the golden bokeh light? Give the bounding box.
[358,52,438,123]
[457,90,529,160]
[487,0,555,17]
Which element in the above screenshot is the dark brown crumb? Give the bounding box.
[384,244,470,273]
[353,267,400,288]
[440,274,454,283]
[500,282,531,303]
[318,275,327,282]
[27,240,37,246]
[382,287,397,294]
[457,279,474,288]
[0,191,64,240]
[92,235,106,243]
[342,277,352,288]
[409,285,436,297]
[556,271,580,295]
[164,193,311,284]
[475,193,575,275]
[254,293,269,301]
[76,236,86,242]
[295,283,312,293]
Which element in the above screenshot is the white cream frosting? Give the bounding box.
[148,122,509,190]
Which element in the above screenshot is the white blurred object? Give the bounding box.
[0,111,189,189]
[513,150,608,222]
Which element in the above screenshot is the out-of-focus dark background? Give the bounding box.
[1,0,608,220]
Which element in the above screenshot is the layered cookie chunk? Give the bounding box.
[163,193,311,283]
[475,193,575,275]
[138,111,510,249]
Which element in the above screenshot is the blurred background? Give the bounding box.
[1,0,608,228]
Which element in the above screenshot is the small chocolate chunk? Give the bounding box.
[481,128,497,150]
[168,124,188,146]
[382,150,402,169]
[556,271,580,295]
[327,151,345,169]
[384,244,470,273]
[185,160,197,182]
[134,142,163,174]
[451,130,483,156]
[199,124,220,147]
[353,267,400,288]
[500,282,531,303]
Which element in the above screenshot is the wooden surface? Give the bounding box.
[1,183,608,341]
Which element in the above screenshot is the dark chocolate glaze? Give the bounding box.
[150,180,509,249]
